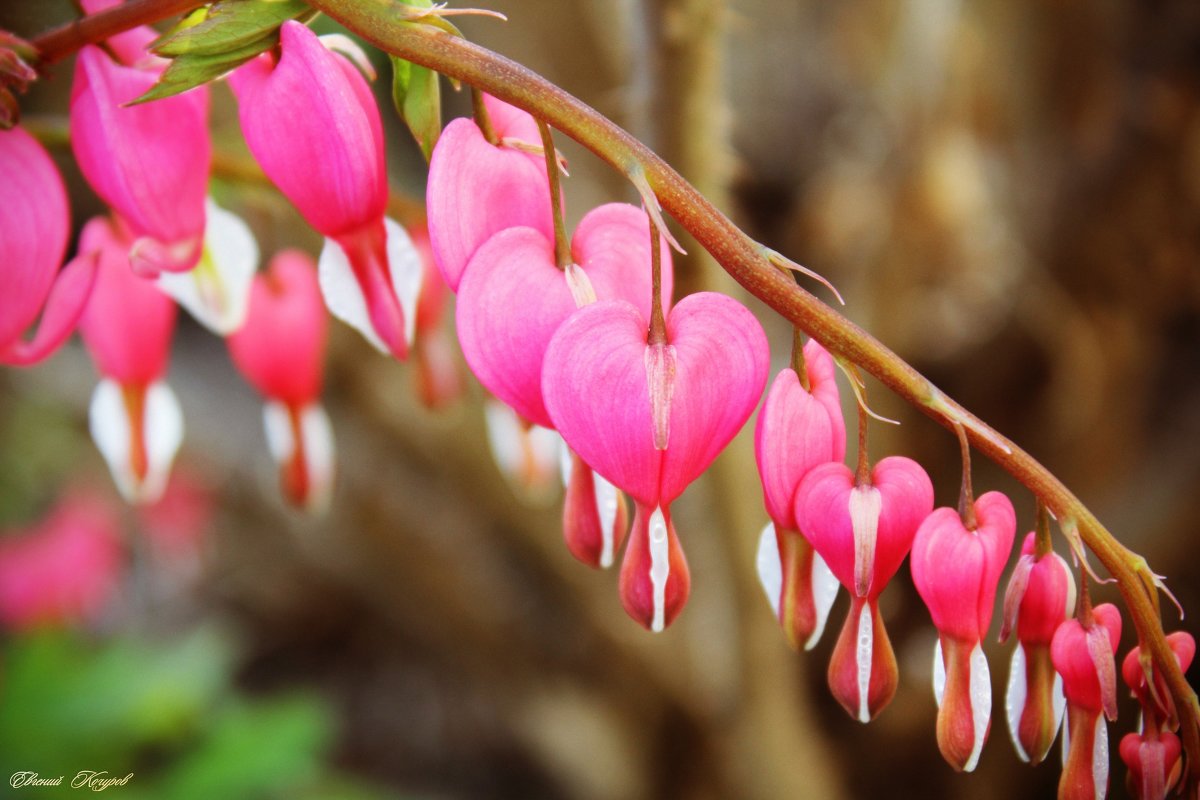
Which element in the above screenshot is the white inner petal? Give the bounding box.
[1006,643,1030,762]
[1052,671,1066,736]
[933,638,946,707]
[319,236,387,354]
[263,400,295,464]
[527,424,561,486]
[755,522,783,618]
[963,642,991,772]
[557,437,572,488]
[564,262,597,307]
[806,550,840,651]
[648,507,671,634]
[856,601,873,722]
[848,485,882,597]
[383,216,424,347]
[142,382,184,505]
[1092,715,1108,800]
[593,470,620,569]
[89,379,134,501]
[1061,708,1070,768]
[300,402,335,512]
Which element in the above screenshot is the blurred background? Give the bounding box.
[1,0,1199,797]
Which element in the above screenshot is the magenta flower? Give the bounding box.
[0,126,96,366]
[543,292,768,629]
[1122,631,1195,729]
[227,250,334,512]
[69,28,210,275]
[229,21,421,360]
[999,531,1076,764]
[753,340,846,651]
[409,224,464,409]
[1119,730,1183,800]
[78,217,183,504]
[793,456,933,721]
[1052,602,1122,800]
[426,93,554,291]
[910,492,1016,771]
[0,491,122,631]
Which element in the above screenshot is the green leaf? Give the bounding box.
[391,56,442,163]
[132,33,279,104]
[153,0,313,58]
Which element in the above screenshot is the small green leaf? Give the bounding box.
[391,55,442,162]
[133,35,277,104]
[153,0,313,58]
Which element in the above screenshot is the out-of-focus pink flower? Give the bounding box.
[409,223,464,409]
[543,292,769,630]
[1052,602,1122,800]
[754,340,846,651]
[910,492,1016,771]
[793,457,933,721]
[230,22,421,360]
[69,26,210,275]
[0,492,122,630]
[999,532,1076,765]
[78,217,183,505]
[136,468,214,562]
[227,250,334,512]
[427,93,553,291]
[0,126,96,366]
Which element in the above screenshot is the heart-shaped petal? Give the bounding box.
[794,457,934,599]
[572,202,673,320]
[544,293,767,506]
[426,108,552,291]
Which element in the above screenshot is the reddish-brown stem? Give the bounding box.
[854,394,870,487]
[536,119,570,270]
[27,0,1200,785]
[647,214,666,345]
[1034,500,1052,558]
[790,328,810,391]
[954,422,976,530]
[470,86,498,145]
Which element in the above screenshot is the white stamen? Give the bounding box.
[963,642,991,772]
[806,550,840,651]
[1006,643,1030,762]
[856,601,874,722]
[756,522,783,617]
[934,638,946,707]
[648,507,670,633]
[1092,716,1109,800]
[564,262,597,307]
[848,486,882,597]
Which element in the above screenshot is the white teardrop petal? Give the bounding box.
[855,601,874,722]
[593,469,621,569]
[89,379,135,501]
[806,550,840,651]
[557,436,572,488]
[756,522,783,618]
[1092,716,1108,800]
[157,198,258,335]
[318,236,388,354]
[383,217,424,347]
[89,379,183,504]
[1006,643,1031,762]
[263,400,294,464]
[934,638,946,707]
[299,402,335,512]
[648,506,671,634]
[963,642,991,772]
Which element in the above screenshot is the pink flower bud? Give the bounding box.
[562,449,629,570]
[1053,603,1122,800]
[618,504,690,633]
[227,251,335,513]
[1121,632,1195,729]
[1120,731,1182,800]
[78,218,182,504]
[410,225,464,409]
[70,42,209,274]
[426,93,554,291]
[0,126,95,366]
[910,492,1016,771]
[230,22,420,360]
[754,340,846,650]
[1000,533,1076,764]
[0,491,122,630]
[793,456,933,720]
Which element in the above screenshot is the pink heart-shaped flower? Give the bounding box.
[542,291,768,507]
[456,203,672,429]
[426,95,553,291]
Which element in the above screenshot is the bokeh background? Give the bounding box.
[1,0,1199,797]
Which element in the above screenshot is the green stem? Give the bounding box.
[536,120,571,270]
[28,0,1200,785]
[470,86,499,146]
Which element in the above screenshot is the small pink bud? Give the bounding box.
[1121,632,1195,730]
[1000,533,1076,765]
[1120,731,1182,800]
[619,504,690,633]
[1053,603,1122,800]
[427,93,554,291]
[70,44,209,273]
[228,251,335,513]
[410,226,465,409]
[0,126,96,366]
[0,491,122,630]
[562,449,628,570]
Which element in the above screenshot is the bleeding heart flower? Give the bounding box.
[543,292,769,630]
[0,490,122,631]
[227,250,334,512]
[426,93,554,291]
[78,217,182,505]
[70,33,210,275]
[1053,602,1122,800]
[1120,730,1183,800]
[793,456,934,721]
[156,198,258,335]
[1122,632,1195,731]
[999,531,1076,765]
[409,224,464,409]
[229,21,421,360]
[911,492,1017,771]
[754,339,846,651]
[0,126,96,366]
[483,398,561,496]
